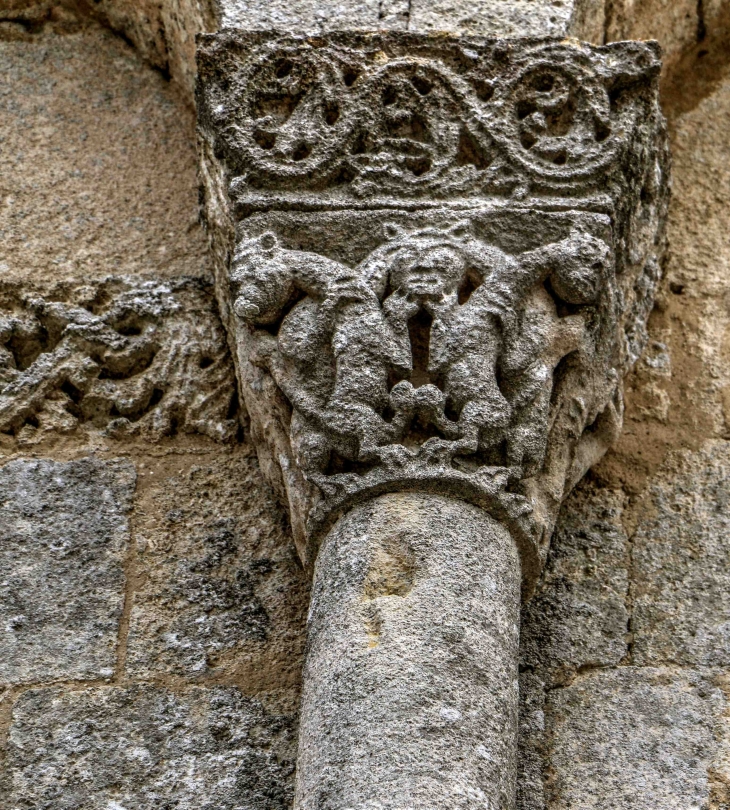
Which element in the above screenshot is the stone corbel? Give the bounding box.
[197,32,668,810]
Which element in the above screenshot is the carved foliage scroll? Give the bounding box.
[199,34,663,201]
[0,279,238,447]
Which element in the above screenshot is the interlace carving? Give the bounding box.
[200,35,661,200]
[0,279,238,446]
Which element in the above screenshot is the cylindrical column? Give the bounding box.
[295,492,522,810]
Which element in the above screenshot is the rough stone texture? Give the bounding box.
[226,208,623,592]
[126,450,309,700]
[514,476,730,810]
[515,479,633,808]
[0,0,610,112]
[544,667,725,809]
[1,0,729,808]
[213,0,602,38]
[215,0,409,32]
[0,23,209,284]
[297,493,522,810]
[595,38,730,495]
[0,276,239,447]
[0,457,134,684]
[631,442,730,668]
[410,0,605,40]
[520,480,629,686]
[79,0,216,95]
[0,22,308,810]
[198,33,668,594]
[197,30,668,810]
[606,0,730,75]
[5,684,297,809]
[513,53,730,810]
[517,671,547,810]
[607,0,699,65]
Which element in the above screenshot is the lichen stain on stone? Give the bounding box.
[360,536,416,648]
[362,542,416,600]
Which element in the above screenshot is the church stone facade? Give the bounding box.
[0,0,729,808]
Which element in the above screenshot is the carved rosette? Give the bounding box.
[197,32,668,595]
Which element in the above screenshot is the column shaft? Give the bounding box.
[295,493,521,810]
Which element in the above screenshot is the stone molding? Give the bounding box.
[200,34,663,202]
[197,32,669,593]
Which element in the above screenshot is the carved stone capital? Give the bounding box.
[198,31,668,595]
[197,31,668,809]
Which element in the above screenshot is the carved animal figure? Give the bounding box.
[230,233,405,467]
[231,223,611,478]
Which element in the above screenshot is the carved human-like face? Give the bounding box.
[391,245,466,301]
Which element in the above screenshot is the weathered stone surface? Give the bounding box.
[215,0,408,31]
[226,208,624,593]
[517,671,547,810]
[199,34,666,206]
[1,1,727,808]
[211,0,604,39]
[593,52,730,495]
[0,24,208,283]
[197,31,668,810]
[520,481,629,686]
[515,481,630,807]
[297,493,522,810]
[5,684,296,809]
[545,667,725,809]
[0,457,134,684]
[0,276,238,446]
[2,2,725,809]
[81,0,216,95]
[410,0,605,40]
[126,451,309,699]
[631,442,730,667]
[513,62,730,810]
[607,0,700,69]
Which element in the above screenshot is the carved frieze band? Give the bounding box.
[198,33,663,202]
[0,279,238,446]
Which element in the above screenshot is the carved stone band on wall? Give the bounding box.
[197,31,668,810]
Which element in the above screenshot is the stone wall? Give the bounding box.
[1,1,729,807]
[0,15,308,806]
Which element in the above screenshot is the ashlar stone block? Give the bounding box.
[410,0,605,41]
[5,684,296,809]
[632,441,730,667]
[212,0,603,39]
[545,667,725,809]
[126,452,309,693]
[0,457,134,684]
[520,481,629,686]
[215,0,409,31]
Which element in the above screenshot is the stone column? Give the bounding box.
[196,31,668,809]
[298,493,521,809]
